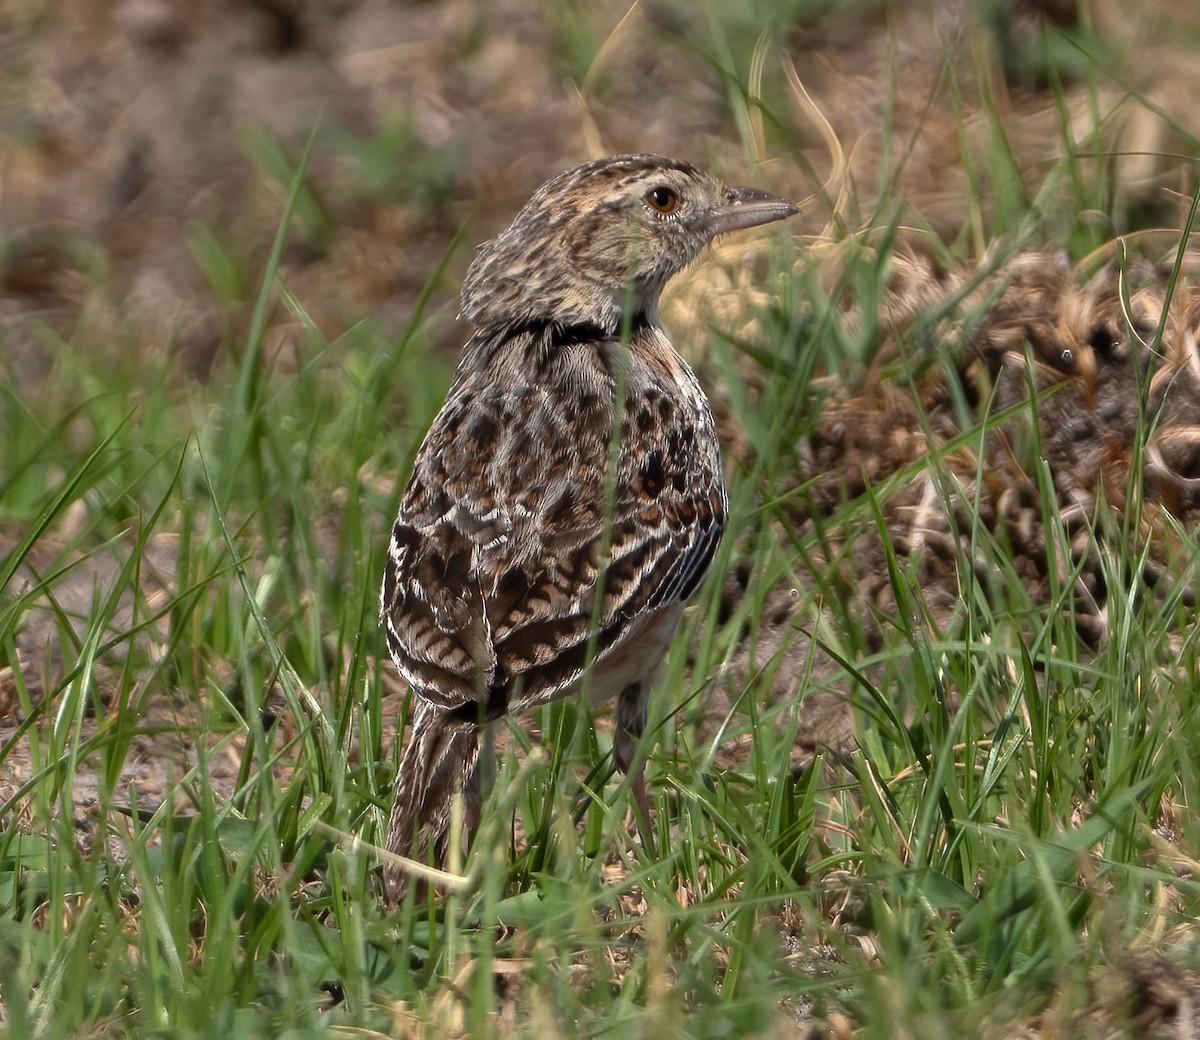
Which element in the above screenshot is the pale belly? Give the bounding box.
[582,602,686,707]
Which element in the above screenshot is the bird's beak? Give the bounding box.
[708,185,799,236]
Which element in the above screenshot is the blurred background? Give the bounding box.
[4,0,1197,389]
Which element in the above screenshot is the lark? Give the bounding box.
[380,153,797,900]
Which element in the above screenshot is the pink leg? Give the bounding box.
[629,767,657,858]
[616,682,657,856]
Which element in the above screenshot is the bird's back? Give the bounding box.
[381,318,726,722]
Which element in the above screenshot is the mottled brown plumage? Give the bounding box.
[380,153,797,901]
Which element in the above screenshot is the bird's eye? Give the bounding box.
[645,186,680,214]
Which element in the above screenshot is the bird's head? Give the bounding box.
[460,154,797,335]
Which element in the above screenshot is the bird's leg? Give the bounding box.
[628,765,657,858]
[465,722,497,834]
[615,681,657,857]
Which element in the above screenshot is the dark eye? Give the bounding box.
[645,186,680,214]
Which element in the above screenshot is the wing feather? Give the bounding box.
[380,324,726,716]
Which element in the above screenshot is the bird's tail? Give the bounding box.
[384,701,480,904]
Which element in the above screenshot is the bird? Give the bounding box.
[379,153,797,901]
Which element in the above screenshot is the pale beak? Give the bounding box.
[708,185,799,236]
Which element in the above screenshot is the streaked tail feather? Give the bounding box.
[385,701,480,903]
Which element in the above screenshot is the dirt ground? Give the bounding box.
[4,0,1200,1033]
